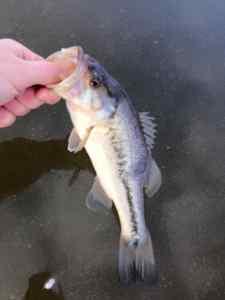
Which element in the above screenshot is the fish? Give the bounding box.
[47,46,162,284]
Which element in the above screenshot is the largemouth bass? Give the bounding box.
[47,47,162,283]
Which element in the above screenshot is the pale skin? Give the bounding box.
[0,39,74,128]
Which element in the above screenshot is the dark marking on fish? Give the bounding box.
[108,124,138,237]
[123,180,138,235]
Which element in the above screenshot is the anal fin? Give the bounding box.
[86,176,113,213]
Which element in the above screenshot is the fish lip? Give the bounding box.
[47,46,86,94]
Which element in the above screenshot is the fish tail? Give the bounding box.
[119,230,158,284]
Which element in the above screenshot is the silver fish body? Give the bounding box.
[48,47,162,283]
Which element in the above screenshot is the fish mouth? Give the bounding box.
[47,46,86,97]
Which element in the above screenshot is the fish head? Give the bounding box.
[47,46,124,119]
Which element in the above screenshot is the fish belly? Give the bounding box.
[85,128,135,237]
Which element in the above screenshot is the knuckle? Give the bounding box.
[0,38,18,46]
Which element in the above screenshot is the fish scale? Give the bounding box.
[107,109,147,239]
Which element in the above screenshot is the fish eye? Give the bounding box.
[90,78,101,88]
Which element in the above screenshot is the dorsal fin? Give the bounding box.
[139,112,157,150]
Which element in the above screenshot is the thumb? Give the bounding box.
[21,60,75,87]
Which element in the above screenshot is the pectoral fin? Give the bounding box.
[68,128,81,153]
[86,177,113,213]
[68,127,93,153]
[144,159,162,198]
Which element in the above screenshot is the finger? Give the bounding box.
[0,107,16,128]
[4,99,30,116]
[0,39,43,61]
[45,97,61,105]
[14,43,43,61]
[36,87,61,104]
[17,88,43,110]
[21,60,75,87]
[0,77,19,105]
[21,49,43,61]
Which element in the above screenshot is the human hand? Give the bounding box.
[0,39,74,128]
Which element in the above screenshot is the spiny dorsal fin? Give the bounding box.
[139,112,157,150]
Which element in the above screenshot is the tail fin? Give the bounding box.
[119,230,158,284]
